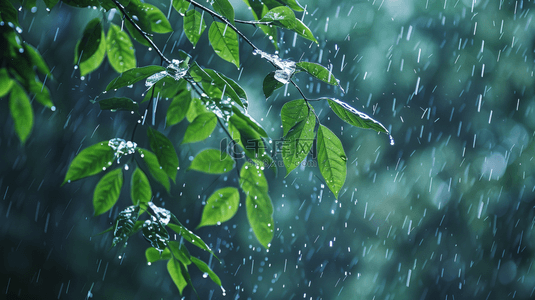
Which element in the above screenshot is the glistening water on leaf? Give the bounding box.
[93,168,124,216]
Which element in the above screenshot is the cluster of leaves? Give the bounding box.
[1,0,55,143]
[5,0,392,296]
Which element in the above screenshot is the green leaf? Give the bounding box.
[260,6,297,30]
[229,109,265,139]
[240,162,274,248]
[280,99,309,136]
[9,84,33,144]
[189,149,234,174]
[106,65,166,91]
[327,98,389,135]
[0,0,20,27]
[202,68,242,106]
[143,3,173,33]
[217,72,247,107]
[197,187,239,228]
[166,90,192,126]
[167,259,188,295]
[0,69,14,98]
[279,0,304,11]
[295,19,316,42]
[137,148,170,193]
[212,0,235,25]
[147,127,179,182]
[282,111,315,175]
[75,18,107,76]
[28,78,54,108]
[145,247,171,263]
[186,97,210,122]
[263,71,285,99]
[111,205,140,247]
[107,23,136,73]
[93,168,124,216]
[172,0,189,15]
[208,21,240,68]
[228,115,274,169]
[190,257,222,286]
[142,218,170,251]
[296,61,339,86]
[63,141,114,184]
[182,112,217,144]
[168,241,191,265]
[43,0,59,9]
[23,43,51,76]
[131,167,152,206]
[124,18,151,47]
[316,125,346,199]
[98,97,139,112]
[167,223,216,256]
[184,9,207,48]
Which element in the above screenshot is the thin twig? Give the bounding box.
[112,0,171,64]
[186,0,260,52]
[234,19,271,26]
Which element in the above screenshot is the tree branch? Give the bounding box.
[112,0,171,65]
[186,0,260,52]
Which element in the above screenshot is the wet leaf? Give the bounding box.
[182,112,217,144]
[167,223,216,256]
[142,217,170,251]
[0,0,20,27]
[145,247,171,263]
[131,167,152,206]
[168,241,192,265]
[93,168,124,216]
[282,111,315,175]
[316,125,346,199]
[260,6,297,30]
[107,23,136,73]
[186,97,210,122]
[75,18,107,76]
[63,141,114,185]
[280,99,309,136]
[197,187,239,228]
[167,258,188,295]
[9,84,33,144]
[279,0,304,11]
[28,78,54,108]
[147,128,179,182]
[296,61,339,86]
[231,107,268,138]
[212,0,235,25]
[0,69,14,98]
[172,0,189,15]
[143,3,172,33]
[240,162,274,248]
[189,149,234,174]
[208,21,240,68]
[111,205,140,247]
[166,90,192,126]
[191,257,222,286]
[183,9,207,47]
[106,65,166,91]
[23,43,51,76]
[137,148,170,193]
[263,71,285,99]
[293,19,316,43]
[98,97,139,112]
[217,72,247,107]
[326,98,389,134]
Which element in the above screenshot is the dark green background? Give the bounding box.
[2,0,534,299]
